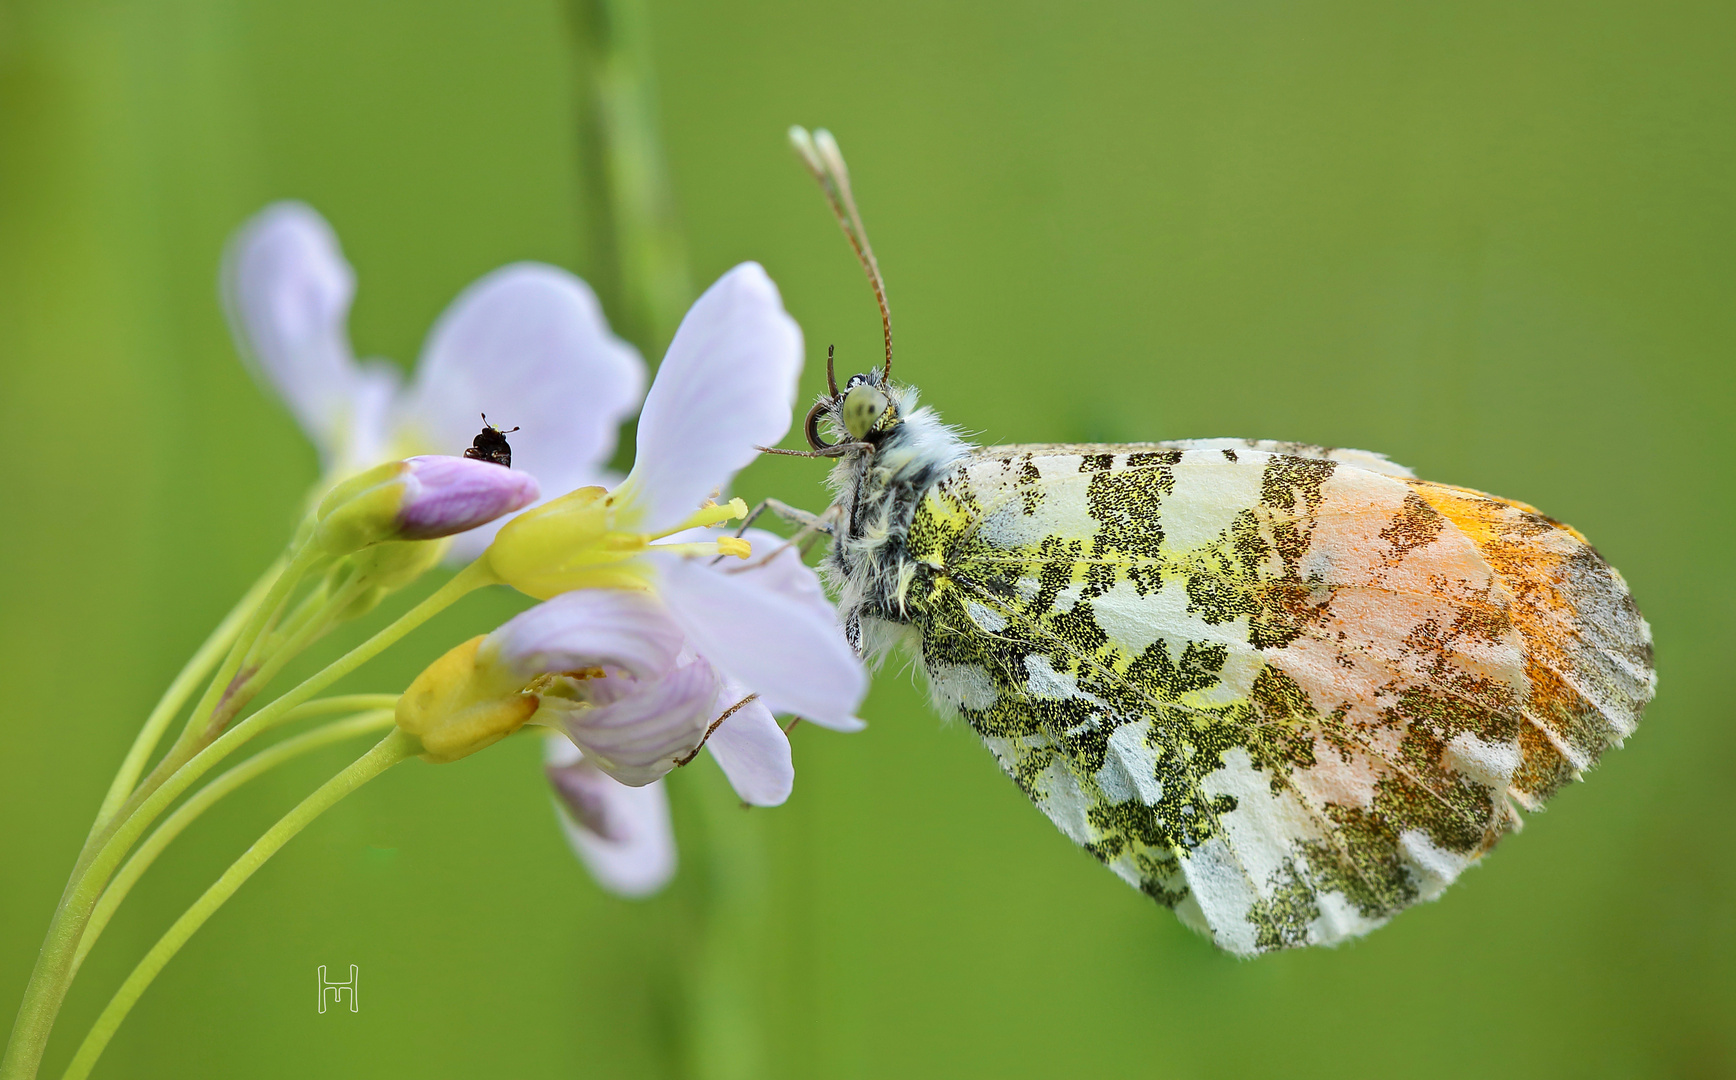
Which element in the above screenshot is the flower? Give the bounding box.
[531,533,866,895]
[483,263,862,701]
[544,740,675,898]
[222,201,645,558]
[469,260,868,894]
[396,535,864,894]
[229,210,868,897]
[413,589,713,774]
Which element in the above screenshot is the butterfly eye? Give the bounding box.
[841,383,889,439]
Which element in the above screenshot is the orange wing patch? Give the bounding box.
[1410,482,1653,808]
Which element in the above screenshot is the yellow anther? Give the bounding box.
[716,536,752,559]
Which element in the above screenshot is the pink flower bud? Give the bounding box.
[395,455,539,541]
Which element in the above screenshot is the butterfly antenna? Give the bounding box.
[826,344,840,398]
[790,126,893,384]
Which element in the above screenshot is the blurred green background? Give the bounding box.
[2,0,1731,1077]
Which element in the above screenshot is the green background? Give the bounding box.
[2,1,1731,1077]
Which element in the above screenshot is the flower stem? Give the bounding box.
[71,708,398,979]
[0,562,490,1080]
[202,573,377,740]
[571,0,691,354]
[171,542,328,750]
[59,729,420,1080]
[89,557,284,833]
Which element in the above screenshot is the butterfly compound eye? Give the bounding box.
[841,383,889,440]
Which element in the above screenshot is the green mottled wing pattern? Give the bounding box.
[898,443,1652,954]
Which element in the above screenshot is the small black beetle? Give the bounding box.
[464,413,520,468]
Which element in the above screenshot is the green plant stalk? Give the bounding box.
[70,708,398,979]
[0,560,492,1080]
[683,764,771,1080]
[65,547,361,905]
[170,541,328,752]
[239,568,332,670]
[281,694,403,721]
[89,557,285,833]
[198,573,376,742]
[60,729,421,1080]
[572,0,691,354]
[81,543,336,866]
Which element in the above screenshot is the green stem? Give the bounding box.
[60,730,420,1080]
[0,561,491,1080]
[572,0,692,353]
[76,546,326,885]
[71,708,398,979]
[204,574,375,741]
[282,694,403,721]
[89,557,284,833]
[174,543,327,749]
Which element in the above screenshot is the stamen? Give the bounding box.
[647,539,754,560]
[650,497,750,540]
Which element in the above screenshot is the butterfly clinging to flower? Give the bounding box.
[772,127,1655,956]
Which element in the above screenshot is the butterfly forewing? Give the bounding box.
[899,442,1653,954]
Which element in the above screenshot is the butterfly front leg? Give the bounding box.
[719,499,841,572]
[733,496,835,538]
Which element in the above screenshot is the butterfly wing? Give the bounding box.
[901,443,1653,954]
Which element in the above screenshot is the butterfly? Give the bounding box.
[772,128,1655,955]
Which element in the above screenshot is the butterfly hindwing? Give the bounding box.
[898,442,1653,954]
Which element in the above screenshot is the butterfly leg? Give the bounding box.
[732,497,834,538]
[713,497,833,564]
[672,693,761,767]
[788,502,844,558]
[724,503,842,572]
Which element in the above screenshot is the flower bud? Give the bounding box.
[315,455,538,555]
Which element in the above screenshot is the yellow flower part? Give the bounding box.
[486,488,751,600]
[394,636,540,764]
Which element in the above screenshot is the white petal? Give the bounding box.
[395,264,646,560]
[221,202,378,469]
[347,360,404,471]
[398,264,644,483]
[562,660,719,785]
[620,263,802,531]
[705,685,793,806]
[545,739,676,898]
[651,529,867,732]
[657,555,865,729]
[734,527,835,607]
[481,589,685,682]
